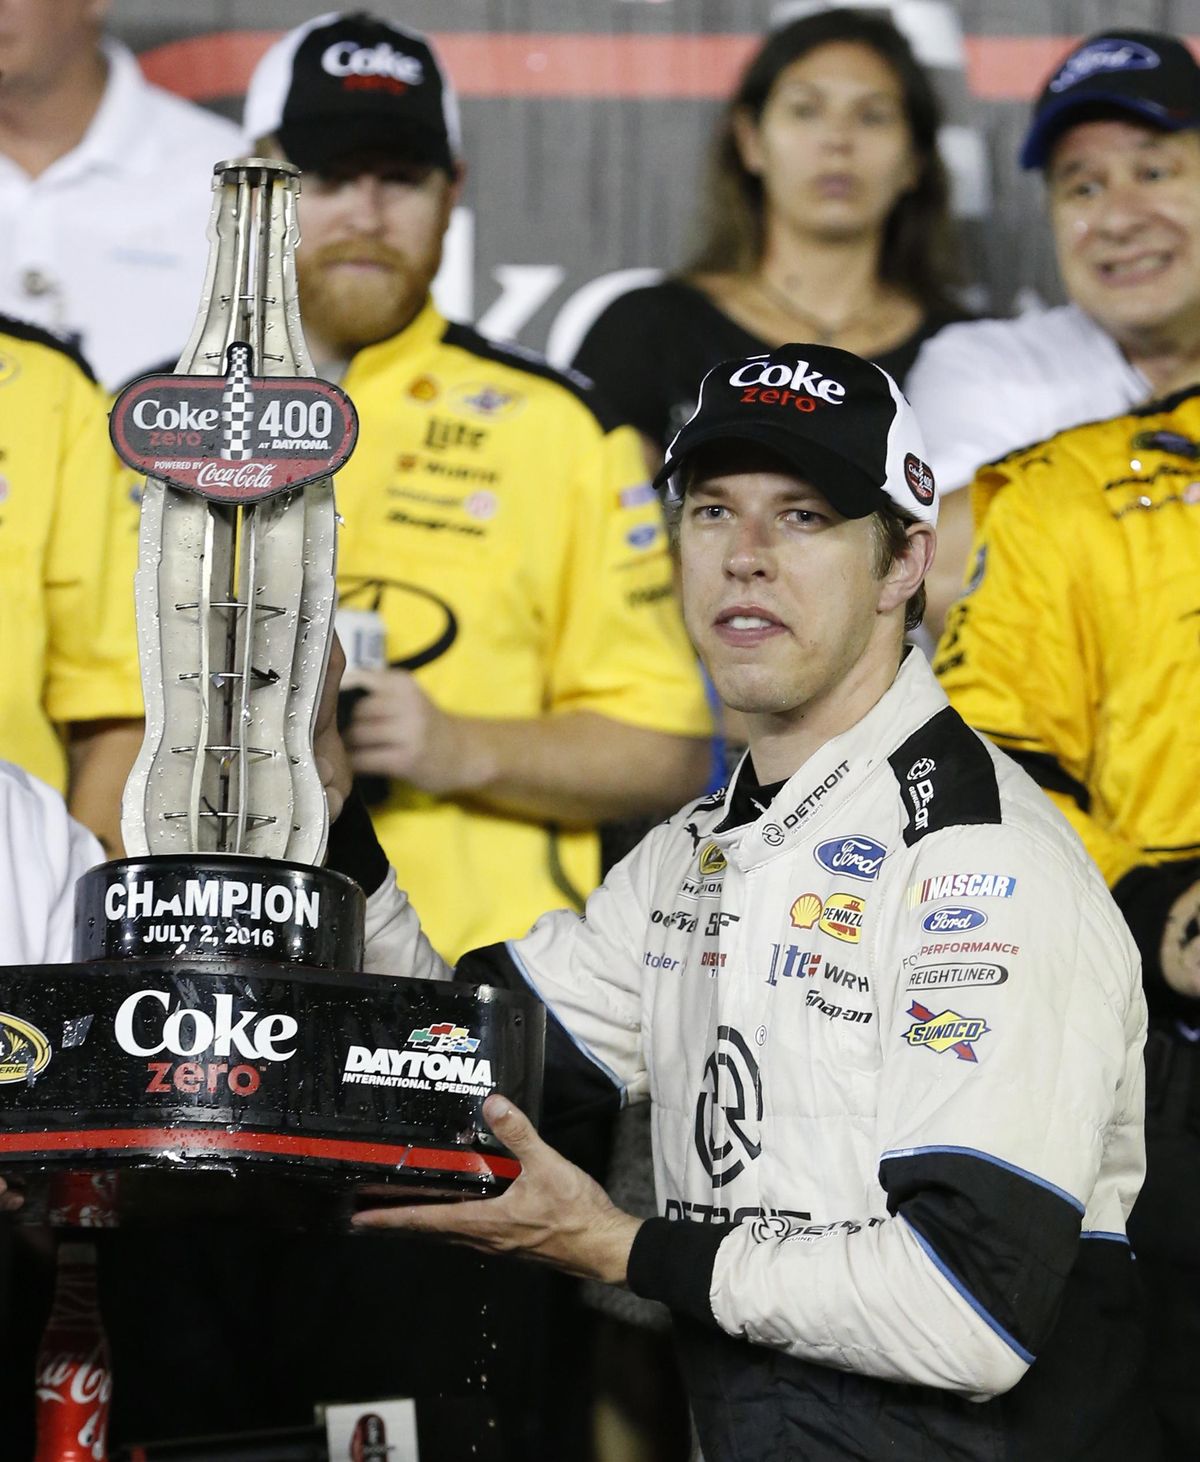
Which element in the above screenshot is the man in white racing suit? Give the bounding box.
[341,345,1155,1458]
[10,347,1148,1459]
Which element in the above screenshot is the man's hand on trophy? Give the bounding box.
[1162,879,1200,997]
[352,1093,643,1286]
[316,635,354,823]
[341,668,486,796]
[0,1175,25,1214]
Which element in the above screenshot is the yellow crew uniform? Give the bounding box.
[336,300,712,960]
[935,385,1200,1017]
[0,316,140,791]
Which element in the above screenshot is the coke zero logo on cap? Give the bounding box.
[728,356,846,404]
[321,39,425,87]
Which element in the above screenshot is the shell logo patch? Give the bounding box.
[903,1001,988,1062]
[789,893,821,929]
[699,843,727,876]
[789,892,865,943]
[407,374,440,403]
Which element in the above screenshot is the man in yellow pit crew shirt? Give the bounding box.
[935,388,1200,1454]
[0,315,140,853]
[244,12,713,961]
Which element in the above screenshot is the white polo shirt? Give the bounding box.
[0,39,241,389]
[905,302,1151,493]
[0,761,99,965]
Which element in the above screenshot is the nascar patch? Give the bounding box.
[907,872,1016,908]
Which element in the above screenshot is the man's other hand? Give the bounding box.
[315,634,353,823]
[352,1093,642,1285]
[341,667,483,795]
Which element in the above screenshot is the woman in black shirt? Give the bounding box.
[574,7,967,450]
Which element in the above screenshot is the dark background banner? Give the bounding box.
[109,1,1200,358]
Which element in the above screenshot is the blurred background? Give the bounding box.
[106,0,1200,363]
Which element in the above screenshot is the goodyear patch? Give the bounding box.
[0,1012,52,1083]
[699,843,727,876]
[902,1001,988,1062]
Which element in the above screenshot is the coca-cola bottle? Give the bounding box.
[34,1241,113,1461]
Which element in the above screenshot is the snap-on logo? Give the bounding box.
[322,41,425,86]
[1049,38,1160,93]
[904,453,935,506]
[728,356,846,406]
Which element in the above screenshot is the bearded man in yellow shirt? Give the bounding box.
[244,11,713,963]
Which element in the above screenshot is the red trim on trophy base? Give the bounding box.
[0,1127,520,1180]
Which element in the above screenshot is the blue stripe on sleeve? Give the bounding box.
[903,1217,1036,1365]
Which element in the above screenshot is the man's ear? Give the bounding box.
[878,521,936,615]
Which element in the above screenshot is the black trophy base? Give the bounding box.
[0,956,543,1227]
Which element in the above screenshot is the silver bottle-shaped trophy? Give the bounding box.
[91,157,362,965]
[0,159,541,1226]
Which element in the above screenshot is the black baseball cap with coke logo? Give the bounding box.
[243,10,462,174]
[1020,29,1200,170]
[653,344,938,525]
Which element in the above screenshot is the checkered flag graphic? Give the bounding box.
[220,342,255,461]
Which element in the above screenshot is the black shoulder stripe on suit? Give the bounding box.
[0,312,96,382]
[1000,747,1091,813]
[888,706,1002,846]
[440,320,623,433]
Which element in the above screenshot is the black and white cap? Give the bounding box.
[1020,29,1200,170]
[243,10,462,174]
[653,345,938,526]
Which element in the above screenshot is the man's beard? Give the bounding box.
[295,239,440,359]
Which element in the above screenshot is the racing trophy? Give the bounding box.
[0,159,542,1233]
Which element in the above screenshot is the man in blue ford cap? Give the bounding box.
[907,27,1200,634]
